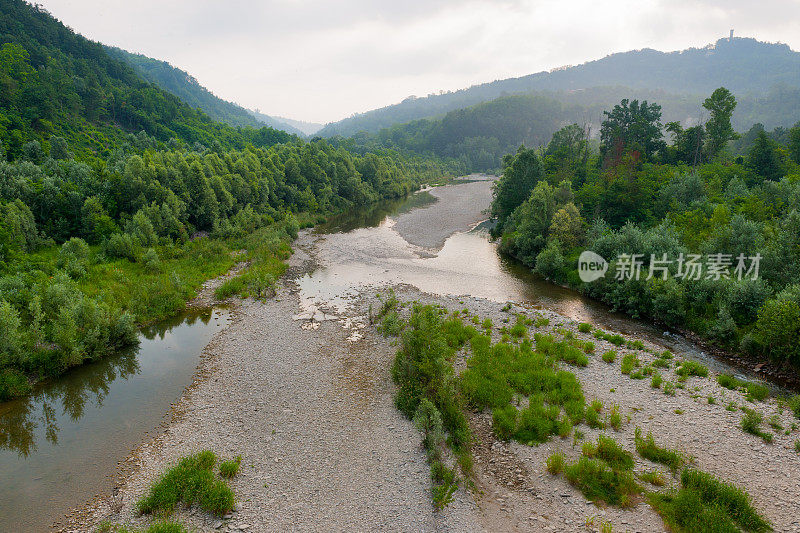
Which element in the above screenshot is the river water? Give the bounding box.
[299,176,775,386]
[0,307,231,532]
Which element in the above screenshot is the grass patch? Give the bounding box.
[649,469,772,533]
[639,470,667,487]
[219,456,242,478]
[620,353,640,375]
[634,428,689,472]
[717,374,770,402]
[546,452,566,474]
[675,361,708,378]
[98,521,189,533]
[601,350,617,363]
[392,305,475,506]
[740,409,773,443]
[663,382,676,396]
[651,372,663,389]
[578,322,592,333]
[137,451,235,517]
[564,456,639,506]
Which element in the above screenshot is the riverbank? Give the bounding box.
[65,177,799,532]
[69,276,800,532]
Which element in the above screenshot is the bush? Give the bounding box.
[57,237,90,278]
[578,322,592,333]
[142,248,161,271]
[754,297,800,364]
[104,233,141,261]
[602,350,616,363]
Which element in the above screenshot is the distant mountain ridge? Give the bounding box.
[318,37,800,137]
[105,46,311,136]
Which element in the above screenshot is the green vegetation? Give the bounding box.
[578,322,592,333]
[0,0,454,401]
[602,350,617,363]
[98,521,189,533]
[718,374,770,401]
[649,469,772,533]
[137,451,237,517]
[562,436,640,507]
[634,427,689,472]
[676,361,709,379]
[620,354,640,375]
[740,409,773,443]
[489,85,800,371]
[219,456,242,479]
[546,452,565,475]
[391,305,476,506]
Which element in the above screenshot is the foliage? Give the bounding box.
[489,87,800,369]
[649,469,772,533]
[137,451,235,517]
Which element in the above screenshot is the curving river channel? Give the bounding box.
[0,175,779,532]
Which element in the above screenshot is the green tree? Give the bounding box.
[491,147,542,229]
[600,99,665,162]
[549,202,586,249]
[746,130,784,181]
[703,87,738,158]
[789,124,800,164]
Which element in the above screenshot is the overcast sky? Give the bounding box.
[35,0,800,124]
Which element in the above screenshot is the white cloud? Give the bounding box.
[36,0,800,123]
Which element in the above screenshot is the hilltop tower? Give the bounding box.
[730,29,734,41]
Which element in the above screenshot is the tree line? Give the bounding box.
[491,87,800,367]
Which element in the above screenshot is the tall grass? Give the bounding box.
[649,469,772,533]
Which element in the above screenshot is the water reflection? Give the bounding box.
[0,307,229,533]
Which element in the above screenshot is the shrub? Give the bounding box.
[753,297,800,364]
[578,322,592,333]
[142,248,161,271]
[602,350,616,363]
[789,396,800,419]
[378,310,404,337]
[57,237,90,278]
[104,233,141,261]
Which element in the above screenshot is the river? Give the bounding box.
[0,175,779,532]
[0,308,231,532]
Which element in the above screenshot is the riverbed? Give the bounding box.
[68,176,798,532]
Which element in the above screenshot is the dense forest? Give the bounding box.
[490,87,800,368]
[104,46,307,135]
[0,0,453,401]
[318,38,800,138]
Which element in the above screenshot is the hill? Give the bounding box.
[0,0,297,160]
[318,37,800,137]
[104,46,306,135]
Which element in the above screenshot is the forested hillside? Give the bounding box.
[105,46,306,135]
[490,87,800,368]
[318,37,800,138]
[0,0,454,401]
